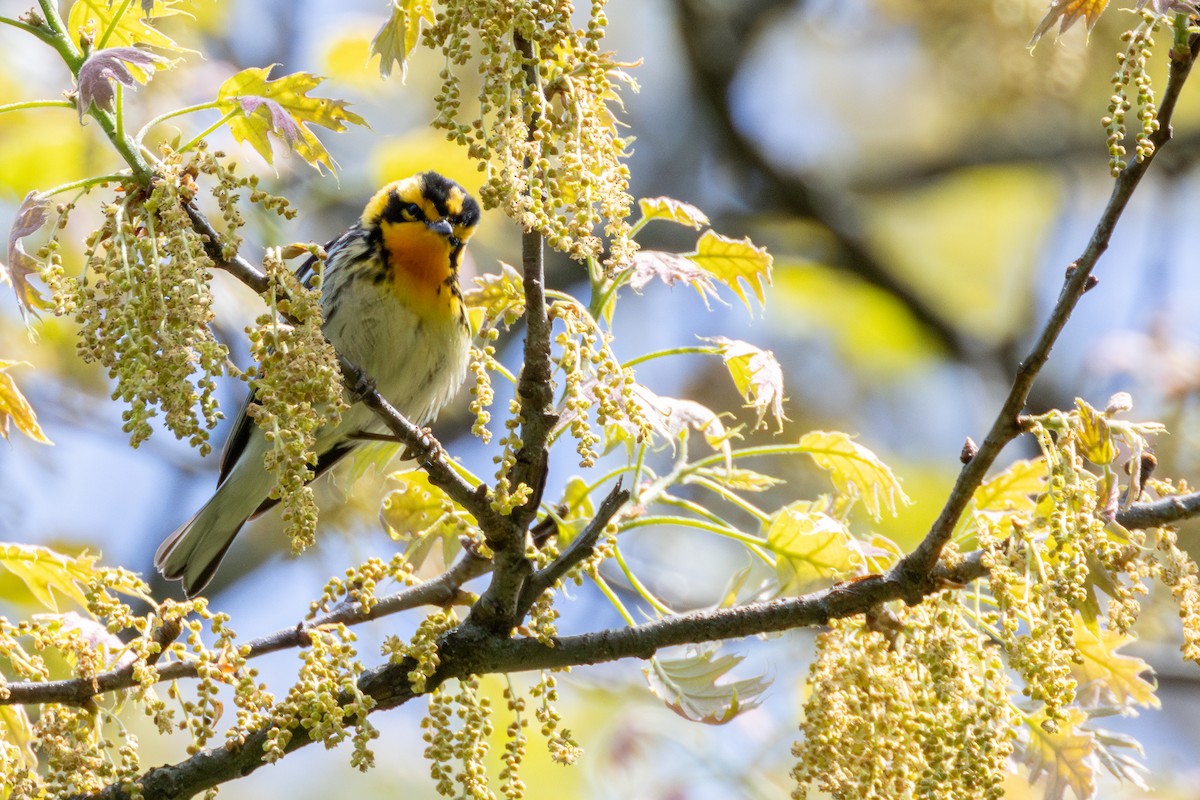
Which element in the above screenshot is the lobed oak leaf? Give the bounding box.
[636,196,710,229]
[3,192,50,320]
[644,645,769,724]
[1018,708,1096,800]
[701,336,785,431]
[369,0,435,80]
[797,430,911,520]
[0,360,51,444]
[685,230,772,312]
[217,67,368,174]
[0,543,104,611]
[76,47,164,121]
[628,250,722,309]
[765,502,862,593]
[68,0,195,60]
[1071,620,1159,709]
[465,262,525,332]
[1029,0,1110,47]
[380,468,473,569]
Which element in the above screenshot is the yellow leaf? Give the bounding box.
[464,262,525,332]
[636,196,710,229]
[685,230,772,312]
[1072,621,1159,709]
[380,469,473,569]
[1075,398,1117,466]
[369,0,435,79]
[216,67,368,174]
[700,336,785,431]
[1029,0,1111,47]
[1020,708,1096,800]
[67,0,194,62]
[797,430,910,520]
[956,458,1046,540]
[0,705,37,769]
[0,361,51,444]
[765,503,861,593]
[0,543,104,611]
[693,466,785,493]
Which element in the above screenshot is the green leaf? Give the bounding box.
[956,458,1046,541]
[380,469,473,569]
[1019,708,1096,800]
[765,502,861,593]
[645,645,769,724]
[797,431,910,520]
[67,0,194,59]
[700,336,785,431]
[369,0,435,79]
[0,543,103,611]
[216,66,368,174]
[636,196,710,229]
[685,230,772,312]
[0,361,52,444]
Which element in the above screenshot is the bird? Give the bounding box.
[156,171,480,596]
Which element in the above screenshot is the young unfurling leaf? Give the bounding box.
[701,336,785,431]
[0,361,51,445]
[369,0,435,80]
[636,196,710,229]
[217,67,368,174]
[797,431,910,520]
[76,48,164,121]
[3,192,50,319]
[645,645,768,724]
[67,0,195,58]
[685,230,772,313]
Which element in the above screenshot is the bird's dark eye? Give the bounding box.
[448,235,461,248]
[404,203,421,219]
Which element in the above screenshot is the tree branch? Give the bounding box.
[892,32,1200,600]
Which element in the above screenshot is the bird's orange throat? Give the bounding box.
[379,220,460,318]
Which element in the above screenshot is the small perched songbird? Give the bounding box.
[156,172,480,596]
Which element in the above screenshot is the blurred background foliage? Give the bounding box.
[3,0,1200,797]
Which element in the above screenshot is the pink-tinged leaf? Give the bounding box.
[237,96,304,146]
[628,250,723,309]
[1029,0,1110,47]
[701,336,786,431]
[76,47,163,120]
[3,192,50,320]
[645,646,769,724]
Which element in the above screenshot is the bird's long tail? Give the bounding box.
[155,486,252,597]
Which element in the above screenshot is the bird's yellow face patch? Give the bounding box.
[361,174,479,318]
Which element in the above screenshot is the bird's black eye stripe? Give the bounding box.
[383,190,427,224]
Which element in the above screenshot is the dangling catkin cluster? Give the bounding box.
[424,0,637,269]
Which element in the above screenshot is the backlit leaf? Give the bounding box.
[645,645,769,724]
[1019,708,1096,800]
[0,543,102,611]
[380,468,474,569]
[1072,621,1159,709]
[693,466,784,493]
[1090,727,1150,791]
[217,67,368,174]
[685,230,772,312]
[765,502,861,593]
[628,250,722,309]
[369,0,435,79]
[1029,0,1110,47]
[956,458,1046,540]
[701,336,785,431]
[636,196,710,229]
[465,262,525,332]
[0,706,36,768]
[797,431,910,520]
[0,360,51,444]
[67,0,194,58]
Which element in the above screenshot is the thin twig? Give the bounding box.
[893,33,1200,600]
